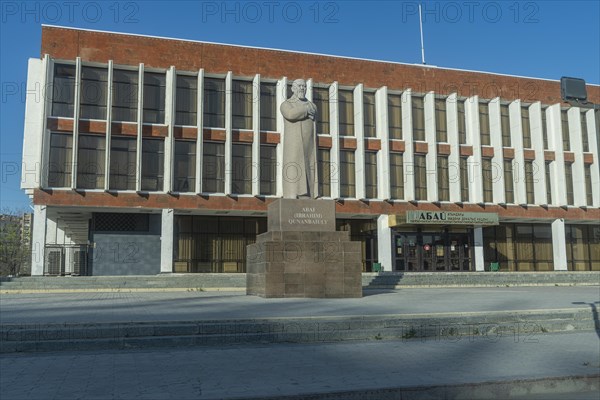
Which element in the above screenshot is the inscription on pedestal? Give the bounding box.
[268,198,335,232]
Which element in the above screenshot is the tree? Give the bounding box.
[0,211,30,276]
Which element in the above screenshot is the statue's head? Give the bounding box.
[291,79,307,99]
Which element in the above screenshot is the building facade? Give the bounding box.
[21,26,600,276]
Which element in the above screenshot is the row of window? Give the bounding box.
[51,64,595,152]
[48,132,595,206]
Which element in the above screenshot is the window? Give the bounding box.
[565,163,574,205]
[482,158,493,202]
[435,98,447,143]
[484,224,554,271]
[390,152,403,199]
[232,80,253,130]
[109,136,136,190]
[52,64,76,118]
[561,109,570,151]
[141,138,164,191]
[80,66,108,120]
[545,161,552,204]
[232,143,252,194]
[176,75,197,126]
[388,94,402,139]
[340,150,355,197]
[364,92,376,138]
[566,225,600,271]
[500,104,511,147]
[365,151,378,198]
[504,160,514,203]
[479,102,490,146]
[260,145,277,195]
[314,87,330,134]
[203,142,225,193]
[143,72,166,124]
[414,154,427,200]
[287,83,293,99]
[318,149,331,197]
[460,157,469,202]
[338,89,354,136]
[112,69,138,122]
[437,156,449,201]
[541,107,548,149]
[457,100,467,144]
[174,140,196,192]
[581,111,589,152]
[48,133,73,187]
[77,134,105,189]
[525,161,535,204]
[204,78,225,128]
[584,164,593,206]
[521,106,531,148]
[260,82,277,132]
[412,95,425,141]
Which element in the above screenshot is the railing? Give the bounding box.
[44,245,89,276]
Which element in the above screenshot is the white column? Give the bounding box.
[402,89,415,201]
[529,102,548,205]
[473,226,485,271]
[377,214,393,271]
[584,109,600,206]
[354,84,365,199]
[424,92,438,201]
[252,74,261,196]
[275,77,287,197]
[447,94,461,202]
[160,209,174,273]
[71,57,82,189]
[489,98,505,204]
[547,105,567,206]
[195,69,204,194]
[329,82,340,199]
[375,86,390,200]
[31,205,47,276]
[164,66,176,193]
[104,60,113,191]
[465,96,482,203]
[21,58,45,191]
[224,71,233,195]
[510,101,527,205]
[551,219,568,271]
[135,63,144,192]
[569,108,585,207]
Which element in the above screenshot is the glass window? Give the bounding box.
[204,78,225,128]
[521,106,531,148]
[479,102,490,146]
[340,150,355,197]
[565,163,574,205]
[77,134,105,189]
[80,66,108,120]
[457,100,467,144]
[390,152,404,199]
[232,80,253,130]
[203,141,225,193]
[314,87,330,134]
[143,72,166,124]
[109,136,136,190]
[482,158,493,202]
[412,95,425,141]
[500,104,511,147]
[48,133,73,187]
[363,92,376,138]
[414,154,427,200]
[460,157,469,202]
[388,93,402,140]
[112,69,138,123]
[260,82,277,132]
[541,107,548,149]
[545,161,552,204]
[338,89,354,136]
[584,164,593,206]
[176,74,197,126]
[504,160,514,203]
[525,160,535,204]
[561,109,570,151]
[318,148,331,197]
[435,98,447,143]
[581,111,589,152]
[141,138,164,191]
[437,156,449,201]
[232,143,252,194]
[174,140,196,192]
[365,151,378,198]
[260,145,277,195]
[566,225,600,271]
[51,64,76,118]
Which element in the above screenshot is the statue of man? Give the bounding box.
[280,79,318,199]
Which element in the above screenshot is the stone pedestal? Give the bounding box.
[246,199,362,298]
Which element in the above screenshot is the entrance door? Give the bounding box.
[395,233,419,271]
[393,231,473,272]
[448,233,471,271]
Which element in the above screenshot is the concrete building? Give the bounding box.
[21,26,600,276]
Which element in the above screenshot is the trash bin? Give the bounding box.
[490,262,500,272]
[373,263,382,272]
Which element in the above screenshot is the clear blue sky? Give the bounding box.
[1,0,599,211]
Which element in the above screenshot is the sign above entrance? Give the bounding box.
[390,211,499,227]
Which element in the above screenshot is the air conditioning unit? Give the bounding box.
[72,250,87,276]
[46,249,63,275]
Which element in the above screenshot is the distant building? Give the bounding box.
[20,26,600,276]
